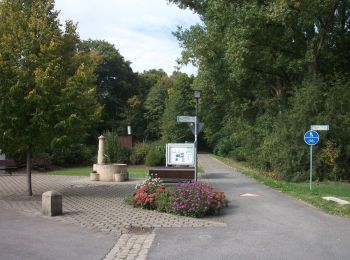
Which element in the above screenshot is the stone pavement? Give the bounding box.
[0,173,225,259]
[103,232,155,260]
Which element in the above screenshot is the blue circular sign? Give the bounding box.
[304,130,319,145]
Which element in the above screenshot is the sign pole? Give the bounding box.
[194,113,198,182]
[304,129,320,192]
[310,145,313,191]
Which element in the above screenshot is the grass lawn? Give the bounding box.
[40,166,149,179]
[214,155,350,218]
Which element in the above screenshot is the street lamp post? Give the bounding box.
[194,89,201,182]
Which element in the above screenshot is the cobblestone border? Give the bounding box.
[103,233,155,260]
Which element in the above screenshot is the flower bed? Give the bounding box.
[128,177,227,218]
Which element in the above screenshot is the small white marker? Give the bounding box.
[322,196,350,205]
[240,193,259,197]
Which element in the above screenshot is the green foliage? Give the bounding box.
[130,142,152,165]
[144,75,171,140]
[145,148,164,167]
[50,144,94,166]
[78,40,140,135]
[0,0,101,156]
[155,187,175,213]
[161,72,195,143]
[171,0,350,181]
[0,0,101,194]
[123,194,134,206]
[104,131,130,163]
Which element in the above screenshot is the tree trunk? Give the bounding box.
[26,146,32,196]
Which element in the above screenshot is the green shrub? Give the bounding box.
[155,187,175,213]
[145,148,164,166]
[104,130,130,163]
[130,142,152,165]
[51,144,94,166]
[123,194,133,205]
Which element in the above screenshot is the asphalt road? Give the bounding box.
[0,208,115,260]
[148,154,350,260]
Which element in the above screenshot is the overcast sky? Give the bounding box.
[54,0,200,75]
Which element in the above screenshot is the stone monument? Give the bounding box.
[91,134,128,182]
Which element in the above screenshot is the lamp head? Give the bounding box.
[194,89,201,98]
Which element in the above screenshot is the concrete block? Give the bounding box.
[90,172,99,181]
[42,191,62,216]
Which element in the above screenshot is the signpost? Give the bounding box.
[177,115,205,181]
[304,130,319,191]
[304,125,330,191]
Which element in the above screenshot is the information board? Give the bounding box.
[166,143,195,166]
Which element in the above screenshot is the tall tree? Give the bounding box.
[79,40,140,134]
[0,0,101,195]
[161,72,194,143]
[144,74,172,140]
[170,0,350,180]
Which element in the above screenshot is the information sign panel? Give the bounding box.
[166,143,195,166]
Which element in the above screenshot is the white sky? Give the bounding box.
[54,0,200,75]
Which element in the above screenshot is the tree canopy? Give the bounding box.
[79,40,140,134]
[0,0,101,194]
[170,0,350,181]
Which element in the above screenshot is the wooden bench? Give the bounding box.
[0,159,17,175]
[149,167,194,182]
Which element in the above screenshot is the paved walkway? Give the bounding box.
[0,168,224,260]
[148,154,350,260]
[1,155,349,259]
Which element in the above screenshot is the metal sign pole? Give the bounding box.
[310,145,313,191]
[304,129,320,192]
[194,114,198,182]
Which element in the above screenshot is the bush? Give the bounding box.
[51,144,94,166]
[130,142,152,165]
[145,148,164,166]
[155,187,175,213]
[104,130,130,163]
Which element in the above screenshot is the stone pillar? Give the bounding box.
[97,135,105,164]
[42,191,62,216]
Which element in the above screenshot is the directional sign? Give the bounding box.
[188,122,204,135]
[304,130,319,145]
[177,116,196,123]
[311,125,329,131]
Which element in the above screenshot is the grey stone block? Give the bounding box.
[42,191,62,216]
